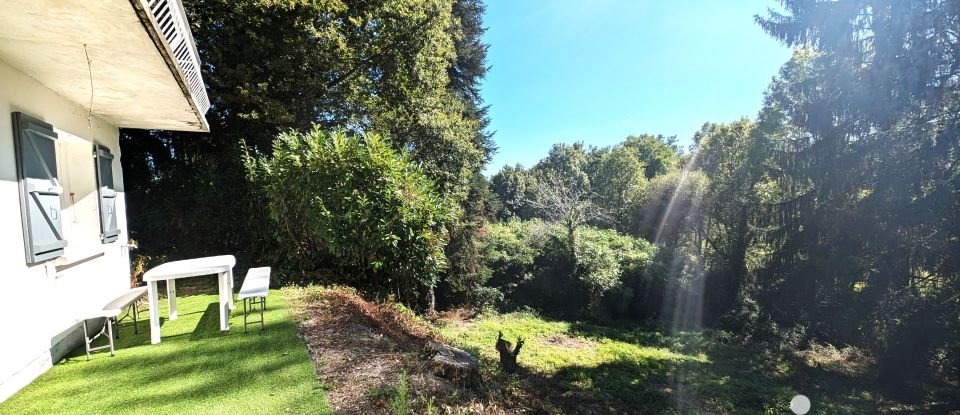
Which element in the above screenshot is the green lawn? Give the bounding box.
[0,288,329,415]
[439,311,887,414]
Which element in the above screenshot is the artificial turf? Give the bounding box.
[0,288,329,415]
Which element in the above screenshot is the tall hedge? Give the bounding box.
[246,127,451,308]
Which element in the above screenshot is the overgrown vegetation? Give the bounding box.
[440,311,938,414]
[247,129,451,309]
[475,2,960,408]
[121,0,493,310]
[480,220,658,319]
[389,371,411,415]
[116,0,960,412]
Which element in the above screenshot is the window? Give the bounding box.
[12,112,66,264]
[94,145,119,243]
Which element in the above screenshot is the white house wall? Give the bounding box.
[0,58,131,402]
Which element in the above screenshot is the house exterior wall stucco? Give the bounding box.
[0,58,133,402]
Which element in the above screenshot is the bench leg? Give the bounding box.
[83,320,91,361]
[107,318,115,357]
[241,296,267,333]
[133,301,139,335]
[218,272,230,331]
[83,318,115,360]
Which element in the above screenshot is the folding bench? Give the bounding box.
[83,286,148,360]
[238,267,271,333]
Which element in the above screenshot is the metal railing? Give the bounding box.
[143,0,210,115]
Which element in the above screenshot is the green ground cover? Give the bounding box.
[0,288,328,415]
[438,311,895,414]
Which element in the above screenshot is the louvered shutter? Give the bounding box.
[95,145,119,243]
[12,113,66,264]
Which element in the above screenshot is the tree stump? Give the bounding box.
[496,331,524,373]
[426,341,481,387]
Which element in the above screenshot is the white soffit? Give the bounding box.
[0,0,208,131]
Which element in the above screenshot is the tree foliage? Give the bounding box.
[478,3,960,403]
[489,138,682,234]
[754,0,960,394]
[117,0,960,404]
[490,164,534,220]
[690,120,768,321]
[481,220,655,318]
[121,0,492,301]
[590,146,647,231]
[622,134,682,179]
[574,226,655,317]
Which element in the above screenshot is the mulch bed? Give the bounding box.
[291,288,499,414]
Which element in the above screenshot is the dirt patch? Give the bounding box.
[288,287,498,414]
[541,334,594,350]
[287,287,623,414]
[435,308,475,324]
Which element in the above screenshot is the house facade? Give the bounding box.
[0,0,209,401]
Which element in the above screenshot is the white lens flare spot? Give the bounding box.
[790,394,811,415]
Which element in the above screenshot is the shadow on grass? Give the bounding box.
[448,331,707,414]
[656,341,886,414]
[551,358,695,414]
[190,302,223,341]
[484,320,911,414]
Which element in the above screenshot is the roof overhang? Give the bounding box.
[0,0,210,132]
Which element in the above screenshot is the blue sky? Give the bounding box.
[481,0,793,174]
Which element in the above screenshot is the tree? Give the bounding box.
[690,120,767,322]
[441,172,499,307]
[528,174,607,248]
[449,0,494,166]
[589,145,647,231]
[757,1,960,394]
[531,142,592,193]
[525,142,606,245]
[429,0,496,310]
[631,170,709,247]
[490,165,534,220]
[622,134,682,179]
[122,0,492,296]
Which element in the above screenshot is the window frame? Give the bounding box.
[94,144,120,244]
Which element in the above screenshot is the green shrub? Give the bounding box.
[471,286,505,310]
[482,219,542,288]
[574,227,655,317]
[246,127,452,308]
[482,220,656,318]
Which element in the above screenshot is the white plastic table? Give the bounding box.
[143,255,236,344]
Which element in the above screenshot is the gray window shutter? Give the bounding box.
[95,145,119,243]
[12,112,66,264]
